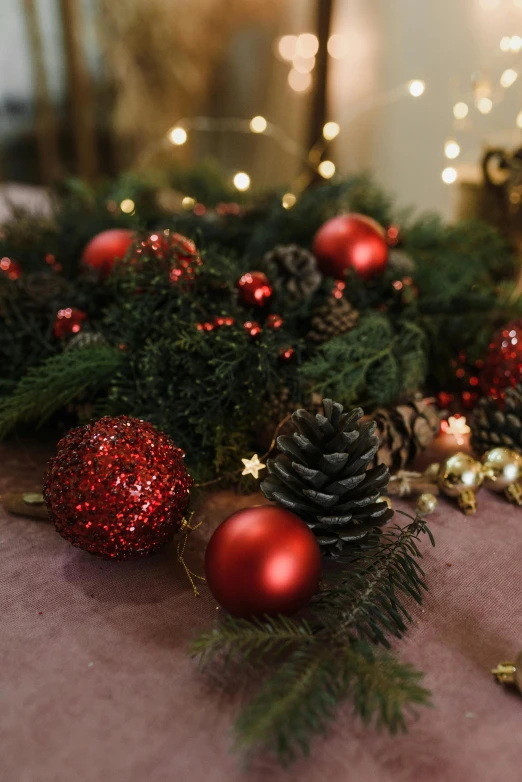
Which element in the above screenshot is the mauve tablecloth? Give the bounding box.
[1,438,522,782]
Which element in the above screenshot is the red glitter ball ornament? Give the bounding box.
[53,307,87,339]
[237,271,272,307]
[266,313,283,329]
[132,230,202,284]
[480,320,522,399]
[82,229,134,278]
[313,214,388,279]
[43,416,192,560]
[0,257,22,280]
[279,346,295,361]
[205,506,321,617]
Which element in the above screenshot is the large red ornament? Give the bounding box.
[82,229,134,278]
[480,320,522,399]
[132,230,202,284]
[205,506,321,617]
[43,416,192,560]
[237,271,273,307]
[53,307,87,339]
[313,213,388,279]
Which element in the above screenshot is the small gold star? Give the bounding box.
[446,415,470,446]
[241,454,266,480]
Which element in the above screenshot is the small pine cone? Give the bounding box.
[470,384,522,455]
[388,249,416,275]
[307,296,359,344]
[17,272,70,310]
[373,399,441,471]
[265,244,322,302]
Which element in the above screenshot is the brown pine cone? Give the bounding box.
[264,244,322,302]
[471,384,522,455]
[307,295,359,344]
[373,399,441,471]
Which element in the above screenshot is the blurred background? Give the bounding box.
[2,0,522,218]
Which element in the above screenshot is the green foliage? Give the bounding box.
[191,514,433,763]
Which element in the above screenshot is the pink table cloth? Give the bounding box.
[1,438,522,782]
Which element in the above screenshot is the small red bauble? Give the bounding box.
[82,229,134,278]
[43,416,192,560]
[480,320,522,399]
[53,307,87,339]
[205,506,321,617]
[0,257,22,280]
[266,313,283,329]
[313,213,388,279]
[244,320,262,338]
[237,271,272,307]
[279,346,295,361]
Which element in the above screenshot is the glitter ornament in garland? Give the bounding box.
[82,228,134,278]
[131,230,202,284]
[480,320,522,399]
[43,416,192,560]
[237,271,272,307]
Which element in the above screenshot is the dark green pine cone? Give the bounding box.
[470,384,522,455]
[261,398,394,557]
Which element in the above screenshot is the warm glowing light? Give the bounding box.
[241,454,266,480]
[277,34,297,62]
[288,69,312,92]
[318,160,336,179]
[500,36,512,51]
[408,80,426,97]
[296,33,319,58]
[293,55,315,73]
[453,102,469,120]
[169,127,187,145]
[477,97,493,114]
[446,415,470,446]
[327,34,348,59]
[233,172,250,191]
[511,35,522,52]
[249,115,267,133]
[323,121,340,140]
[501,68,518,87]
[120,198,135,214]
[181,196,196,210]
[444,140,460,160]
[480,0,500,8]
[282,192,296,209]
[442,167,458,184]
[517,110,522,128]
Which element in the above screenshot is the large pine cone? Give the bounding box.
[374,399,441,470]
[261,399,394,557]
[471,384,522,455]
[265,244,322,302]
[307,295,359,344]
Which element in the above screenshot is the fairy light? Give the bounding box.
[277,35,297,62]
[323,121,340,140]
[120,198,135,214]
[408,80,426,97]
[233,172,250,191]
[318,160,336,179]
[510,35,522,52]
[500,36,512,51]
[453,102,469,120]
[181,196,196,210]
[446,415,470,446]
[517,110,522,128]
[444,140,460,160]
[293,55,315,74]
[477,97,493,114]
[241,454,266,480]
[296,33,319,58]
[168,127,187,145]
[501,68,518,88]
[442,167,458,184]
[288,69,312,92]
[282,192,296,209]
[327,34,348,59]
[249,115,267,133]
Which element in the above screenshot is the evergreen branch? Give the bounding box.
[0,345,124,438]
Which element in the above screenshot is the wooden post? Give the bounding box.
[23,0,61,183]
[307,0,335,151]
[58,0,98,180]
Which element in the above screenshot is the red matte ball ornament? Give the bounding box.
[43,416,192,560]
[82,228,134,278]
[237,271,273,307]
[205,506,322,617]
[313,213,388,279]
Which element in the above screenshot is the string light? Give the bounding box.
[168,127,187,145]
[510,35,522,52]
[446,415,470,446]
[120,198,135,214]
[241,454,266,480]
[453,102,469,120]
[327,34,348,59]
[517,110,522,128]
[277,35,297,62]
[444,140,460,160]
[442,167,458,184]
[288,69,312,92]
[408,80,426,97]
[249,115,267,133]
[323,121,340,140]
[318,160,336,179]
[477,97,493,114]
[293,55,315,74]
[233,172,250,191]
[501,68,518,88]
[282,192,296,209]
[500,36,512,52]
[296,33,319,58]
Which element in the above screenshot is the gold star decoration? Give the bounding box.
[446,415,471,446]
[241,454,266,480]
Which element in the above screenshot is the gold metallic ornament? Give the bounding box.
[492,651,522,694]
[437,452,484,515]
[416,493,438,516]
[481,447,522,505]
[423,462,441,483]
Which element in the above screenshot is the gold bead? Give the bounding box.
[482,448,522,505]
[492,651,522,694]
[438,452,484,515]
[417,492,438,515]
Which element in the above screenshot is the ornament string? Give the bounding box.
[178,513,206,597]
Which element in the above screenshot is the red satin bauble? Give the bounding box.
[313,213,388,279]
[205,506,321,617]
[43,416,192,560]
[237,271,273,307]
[480,319,522,399]
[82,229,134,278]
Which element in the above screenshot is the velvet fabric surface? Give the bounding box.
[1,438,521,782]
